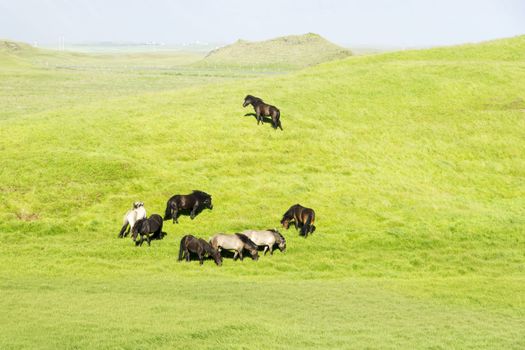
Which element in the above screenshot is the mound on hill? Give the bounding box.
[198,33,352,69]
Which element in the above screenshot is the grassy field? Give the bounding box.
[0,35,524,349]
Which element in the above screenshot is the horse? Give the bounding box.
[243,95,283,130]
[118,201,146,238]
[209,233,259,261]
[241,229,286,255]
[178,235,222,266]
[164,190,213,224]
[281,204,316,237]
[131,214,164,246]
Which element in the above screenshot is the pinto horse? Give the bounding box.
[243,95,282,130]
[280,204,316,237]
[118,201,146,238]
[178,235,222,266]
[164,190,213,224]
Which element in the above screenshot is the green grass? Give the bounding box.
[0,36,524,348]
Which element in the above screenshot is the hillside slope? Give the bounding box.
[198,33,351,69]
[0,36,524,348]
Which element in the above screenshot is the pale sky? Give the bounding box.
[0,0,524,47]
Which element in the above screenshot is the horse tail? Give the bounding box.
[178,236,187,261]
[302,212,312,237]
[164,200,172,220]
[235,233,257,249]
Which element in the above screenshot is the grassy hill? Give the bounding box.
[198,33,352,69]
[0,40,271,121]
[0,36,524,348]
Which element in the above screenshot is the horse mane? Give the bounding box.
[245,95,264,104]
[235,233,258,249]
[192,190,211,199]
[268,229,286,244]
[199,239,215,254]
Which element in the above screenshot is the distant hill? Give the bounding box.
[198,33,352,69]
[0,40,39,67]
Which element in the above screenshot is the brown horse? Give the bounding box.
[178,235,222,266]
[243,95,282,130]
[164,190,213,224]
[280,204,316,237]
[131,214,165,246]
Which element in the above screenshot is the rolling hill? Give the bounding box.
[0,36,524,348]
[198,32,352,69]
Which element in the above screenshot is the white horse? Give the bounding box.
[241,229,286,255]
[118,201,146,238]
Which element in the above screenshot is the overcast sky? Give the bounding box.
[1,0,524,47]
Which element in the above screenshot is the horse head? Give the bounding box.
[280,217,290,229]
[250,248,259,261]
[243,95,262,108]
[274,230,286,252]
[212,249,223,266]
[131,219,147,241]
[193,190,213,210]
[133,201,144,209]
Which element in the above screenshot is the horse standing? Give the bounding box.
[164,190,213,224]
[118,201,146,238]
[243,95,283,130]
[131,214,164,246]
[178,235,222,266]
[281,204,316,237]
[210,233,259,261]
[241,229,286,255]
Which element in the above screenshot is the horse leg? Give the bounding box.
[198,252,204,265]
[185,249,191,262]
[301,224,309,238]
[146,235,151,246]
[263,246,268,255]
[269,245,274,255]
[238,250,244,261]
[233,251,238,261]
[118,220,128,238]
[172,206,179,224]
[190,203,199,220]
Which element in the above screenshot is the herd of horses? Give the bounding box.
[117,96,315,265]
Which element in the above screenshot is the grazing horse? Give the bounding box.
[118,201,146,238]
[281,204,316,237]
[178,235,222,266]
[241,229,286,255]
[243,95,283,130]
[131,214,164,246]
[164,190,213,224]
[210,233,259,261]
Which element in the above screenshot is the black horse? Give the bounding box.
[280,204,316,237]
[243,95,283,130]
[178,235,222,266]
[131,214,165,246]
[164,190,213,224]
